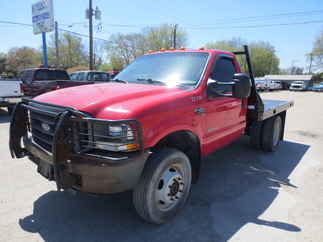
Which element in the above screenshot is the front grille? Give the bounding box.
[28,103,65,152]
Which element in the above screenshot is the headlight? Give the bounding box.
[78,121,140,153]
[108,126,123,137]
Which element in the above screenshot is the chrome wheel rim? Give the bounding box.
[273,117,282,146]
[155,164,185,211]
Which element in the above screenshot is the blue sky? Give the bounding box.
[1,0,323,69]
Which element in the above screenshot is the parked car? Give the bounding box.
[10,46,293,224]
[70,71,111,82]
[19,68,98,97]
[289,81,307,91]
[310,82,323,92]
[0,78,22,113]
[267,80,282,90]
[255,79,267,91]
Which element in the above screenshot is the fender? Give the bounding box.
[144,123,203,149]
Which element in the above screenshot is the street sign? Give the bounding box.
[32,0,54,35]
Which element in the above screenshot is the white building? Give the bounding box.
[263,75,313,89]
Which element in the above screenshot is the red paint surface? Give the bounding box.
[35,49,248,157]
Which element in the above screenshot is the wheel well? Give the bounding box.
[151,131,201,183]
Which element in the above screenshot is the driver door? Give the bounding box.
[202,55,246,154]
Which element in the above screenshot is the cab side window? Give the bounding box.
[210,57,236,94]
[212,57,236,82]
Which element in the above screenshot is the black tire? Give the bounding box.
[133,148,192,224]
[249,121,263,149]
[261,115,282,152]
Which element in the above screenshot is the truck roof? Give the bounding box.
[22,67,67,72]
[144,48,235,57]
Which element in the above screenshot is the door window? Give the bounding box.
[210,57,236,94]
[77,72,86,81]
[92,72,109,81]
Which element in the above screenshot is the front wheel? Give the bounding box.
[133,148,192,224]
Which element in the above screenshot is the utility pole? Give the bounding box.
[55,21,59,67]
[88,0,94,70]
[173,24,178,48]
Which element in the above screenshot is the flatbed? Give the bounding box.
[259,99,294,120]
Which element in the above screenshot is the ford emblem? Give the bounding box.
[41,123,50,132]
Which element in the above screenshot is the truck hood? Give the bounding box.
[34,83,186,119]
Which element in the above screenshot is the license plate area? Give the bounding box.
[37,161,55,180]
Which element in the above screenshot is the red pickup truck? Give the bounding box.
[10,46,293,224]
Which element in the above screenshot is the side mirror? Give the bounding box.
[207,73,251,98]
[232,73,251,98]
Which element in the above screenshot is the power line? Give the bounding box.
[0,20,109,42]
[0,20,33,27]
[185,9,323,27]
[1,17,323,34]
[93,9,323,29]
[186,20,323,30]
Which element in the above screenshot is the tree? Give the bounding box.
[289,66,304,75]
[311,29,323,71]
[105,24,188,69]
[0,53,7,75]
[48,32,88,68]
[143,24,187,50]
[205,38,280,77]
[6,47,41,76]
[106,33,146,68]
[312,72,323,83]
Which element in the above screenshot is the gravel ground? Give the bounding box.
[0,90,322,242]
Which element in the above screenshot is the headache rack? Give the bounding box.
[9,98,144,163]
[233,45,264,121]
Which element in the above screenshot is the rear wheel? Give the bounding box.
[133,148,192,224]
[262,115,282,152]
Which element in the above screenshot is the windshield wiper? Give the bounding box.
[112,78,127,83]
[136,78,166,86]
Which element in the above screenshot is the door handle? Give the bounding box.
[194,107,205,115]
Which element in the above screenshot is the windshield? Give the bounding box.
[114,52,209,87]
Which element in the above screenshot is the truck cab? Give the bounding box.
[10,46,293,224]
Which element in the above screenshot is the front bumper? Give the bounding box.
[290,86,305,91]
[9,99,149,194]
[0,96,22,107]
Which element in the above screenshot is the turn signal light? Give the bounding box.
[126,143,138,151]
